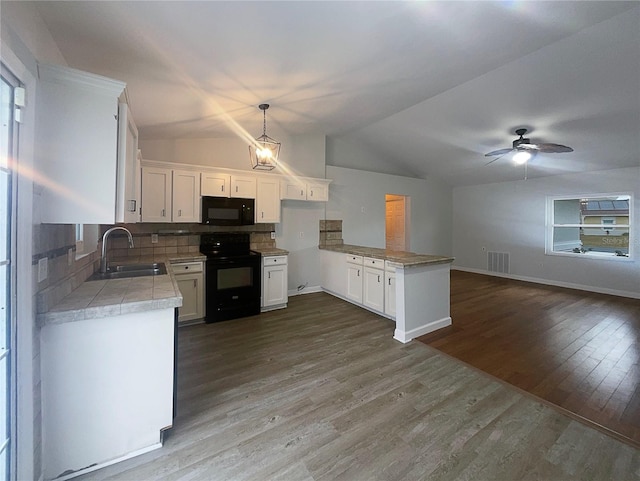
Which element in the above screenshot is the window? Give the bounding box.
[547,194,632,259]
[74,224,99,259]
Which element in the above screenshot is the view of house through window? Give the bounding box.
[548,194,632,259]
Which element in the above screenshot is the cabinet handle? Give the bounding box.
[388,278,391,285]
[357,269,360,277]
[178,209,182,217]
[161,209,165,217]
[310,189,313,197]
[378,275,380,283]
[261,212,264,219]
[221,185,224,192]
[301,189,304,196]
[236,185,239,193]
[193,279,196,288]
[268,272,271,279]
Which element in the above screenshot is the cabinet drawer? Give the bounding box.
[384,260,397,273]
[364,257,384,269]
[264,255,287,266]
[345,254,363,265]
[171,261,203,274]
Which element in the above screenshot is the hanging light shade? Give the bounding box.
[249,103,280,171]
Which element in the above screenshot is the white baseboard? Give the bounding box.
[393,317,452,344]
[452,266,640,299]
[54,442,162,481]
[288,285,323,297]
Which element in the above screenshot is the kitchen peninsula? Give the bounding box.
[36,254,196,481]
[319,244,454,343]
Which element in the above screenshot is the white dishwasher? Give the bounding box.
[171,261,205,323]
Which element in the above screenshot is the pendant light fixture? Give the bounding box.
[249,103,280,171]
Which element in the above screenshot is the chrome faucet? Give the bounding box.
[100,227,134,273]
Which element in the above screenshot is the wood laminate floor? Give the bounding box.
[77,292,639,481]
[419,270,640,448]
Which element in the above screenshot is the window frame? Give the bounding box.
[546,193,633,262]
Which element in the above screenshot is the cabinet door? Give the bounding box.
[231,174,257,198]
[346,264,363,303]
[201,172,230,197]
[384,272,396,318]
[363,267,384,312]
[307,182,328,202]
[256,178,281,223]
[175,273,204,322]
[281,181,307,200]
[141,167,171,222]
[263,265,287,307]
[172,170,201,222]
[116,102,140,223]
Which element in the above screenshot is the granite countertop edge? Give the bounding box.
[252,247,289,256]
[318,244,454,267]
[37,253,207,327]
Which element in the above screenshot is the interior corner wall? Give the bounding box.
[452,166,640,297]
[325,166,452,256]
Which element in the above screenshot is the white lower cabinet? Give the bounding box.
[171,261,205,322]
[384,267,396,318]
[346,255,363,303]
[363,258,384,312]
[262,255,288,311]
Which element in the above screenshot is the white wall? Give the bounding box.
[1,3,68,480]
[452,166,640,298]
[139,133,325,178]
[326,166,452,256]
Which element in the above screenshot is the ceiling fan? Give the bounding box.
[485,128,573,165]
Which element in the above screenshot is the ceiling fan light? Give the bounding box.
[513,151,531,165]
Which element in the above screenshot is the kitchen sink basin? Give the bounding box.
[88,262,167,281]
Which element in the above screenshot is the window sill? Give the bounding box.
[545,251,634,262]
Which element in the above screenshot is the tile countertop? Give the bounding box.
[252,247,289,256]
[37,253,207,327]
[318,244,454,267]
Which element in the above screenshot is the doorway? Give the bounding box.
[385,194,408,251]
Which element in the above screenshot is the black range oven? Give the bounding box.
[200,233,261,323]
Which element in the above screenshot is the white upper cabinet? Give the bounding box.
[256,177,281,223]
[141,166,171,223]
[116,103,140,223]
[172,170,201,223]
[280,178,331,202]
[36,64,138,224]
[201,172,231,197]
[231,174,257,198]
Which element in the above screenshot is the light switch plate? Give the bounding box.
[270,232,276,240]
[151,234,159,244]
[38,257,48,283]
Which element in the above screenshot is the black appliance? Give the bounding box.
[201,196,255,226]
[200,232,261,323]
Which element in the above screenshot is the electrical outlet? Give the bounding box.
[270,232,276,240]
[38,257,48,283]
[151,234,159,244]
[299,231,304,239]
[67,248,74,266]
[361,206,366,213]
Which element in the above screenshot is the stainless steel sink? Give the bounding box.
[88,262,168,281]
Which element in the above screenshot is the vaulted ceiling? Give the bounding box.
[32,1,640,185]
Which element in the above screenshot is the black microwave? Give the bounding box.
[201,196,255,226]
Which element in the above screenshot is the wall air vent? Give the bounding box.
[487,251,510,274]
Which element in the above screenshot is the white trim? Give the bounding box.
[287,285,322,297]
[393,316,452,344]
[2,45,36,481]
[452,266,640,300]
[53,442,162,481]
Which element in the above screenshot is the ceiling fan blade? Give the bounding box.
[484,148,513,157]
[484,151,510,165]
[535,143,574,153]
